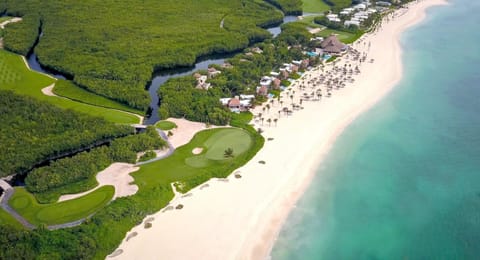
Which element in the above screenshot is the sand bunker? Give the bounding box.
[41,84,57,97]
[164,118,226,148]
[58,163,139,202]
[192,147,203,154]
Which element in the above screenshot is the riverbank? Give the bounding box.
[113,1,448,259]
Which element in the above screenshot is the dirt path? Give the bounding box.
[0,17,22,29]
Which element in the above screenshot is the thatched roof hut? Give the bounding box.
[320,35,347,54]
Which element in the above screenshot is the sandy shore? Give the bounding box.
[113,1,447,259]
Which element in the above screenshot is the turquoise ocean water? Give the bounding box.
[271,0,480,259]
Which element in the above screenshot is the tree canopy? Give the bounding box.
[0,90,133,177]
[2,0,285,110]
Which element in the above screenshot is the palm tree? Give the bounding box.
[266,104,271,113]
[274,118,278,126]
[261,117,264,125]
[290,95,294,103]
[278,110,281,118]
[267,118,272,127]
[224,148,234,158]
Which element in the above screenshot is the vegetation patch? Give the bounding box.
[3,0,284,110]
[264,0,303,15]
[0,208,23,229]
[25,127,166,203]
[315,28,363,43]
[302,0,331,13]
[322,0,353,11]
[139,150,157,162]
[0,112,262,259]
[0,50,141,123]
[53,80,142,115]
[158,27,312,124]
[9,186,114,226]
[155,120,178,131]
[0,90,133,178]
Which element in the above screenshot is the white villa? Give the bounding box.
[260,76,273,87]
[326,14,341,22]
[220,95,254,112]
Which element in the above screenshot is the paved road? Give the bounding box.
[136,129,175,166]
[0,180,36,229]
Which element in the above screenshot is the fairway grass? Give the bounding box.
[302,0,331,13]
[9,186,114,226]
[133,127,254,193]
[0,16,13,23]
[53,80,143,115]
[155,120,177,131]
[0,208,23,229]
[316,28,363,43]
[0,50,141,124]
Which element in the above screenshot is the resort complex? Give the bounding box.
[2,0,476,259]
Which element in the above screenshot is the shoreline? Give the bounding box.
[113,1,448,259]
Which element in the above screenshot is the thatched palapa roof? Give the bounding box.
[320,35,347,54]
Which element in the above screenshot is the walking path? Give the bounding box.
[0,17,22,29]
[0,180,36,229]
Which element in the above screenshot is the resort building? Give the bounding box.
[207,67,221,78]
[272,78,281,89]
[257,85,268,97]
[270,71,280,77]
[220,95,253,112]
[320,35,348,55]
[221,62,233,69]
[326,14,341,22]
[227,97,241,112]
[260,76,272,87]
[345,20,361,27]
[195,75,211,90]
[251,47,263,54]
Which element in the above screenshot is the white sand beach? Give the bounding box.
[113,1,448,259]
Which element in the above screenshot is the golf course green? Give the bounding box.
[134,127,254,193]
[9,186,114,226]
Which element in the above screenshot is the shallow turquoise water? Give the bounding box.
[271,1,480,259]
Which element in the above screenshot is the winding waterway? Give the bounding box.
[25,15,298,125]
[144,15,298,124]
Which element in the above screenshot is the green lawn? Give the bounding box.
[0,208,23,229]
[316,28,363,43]
[0,16,13,23]
[0,50,140,124]
[133,127,253,193]
[9,186,114,226]
[155,120,177,131]
[53,80,143,115]
[302,0,331,13]
[296,15,323,28]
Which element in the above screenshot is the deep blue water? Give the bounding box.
[271,1,480,259]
